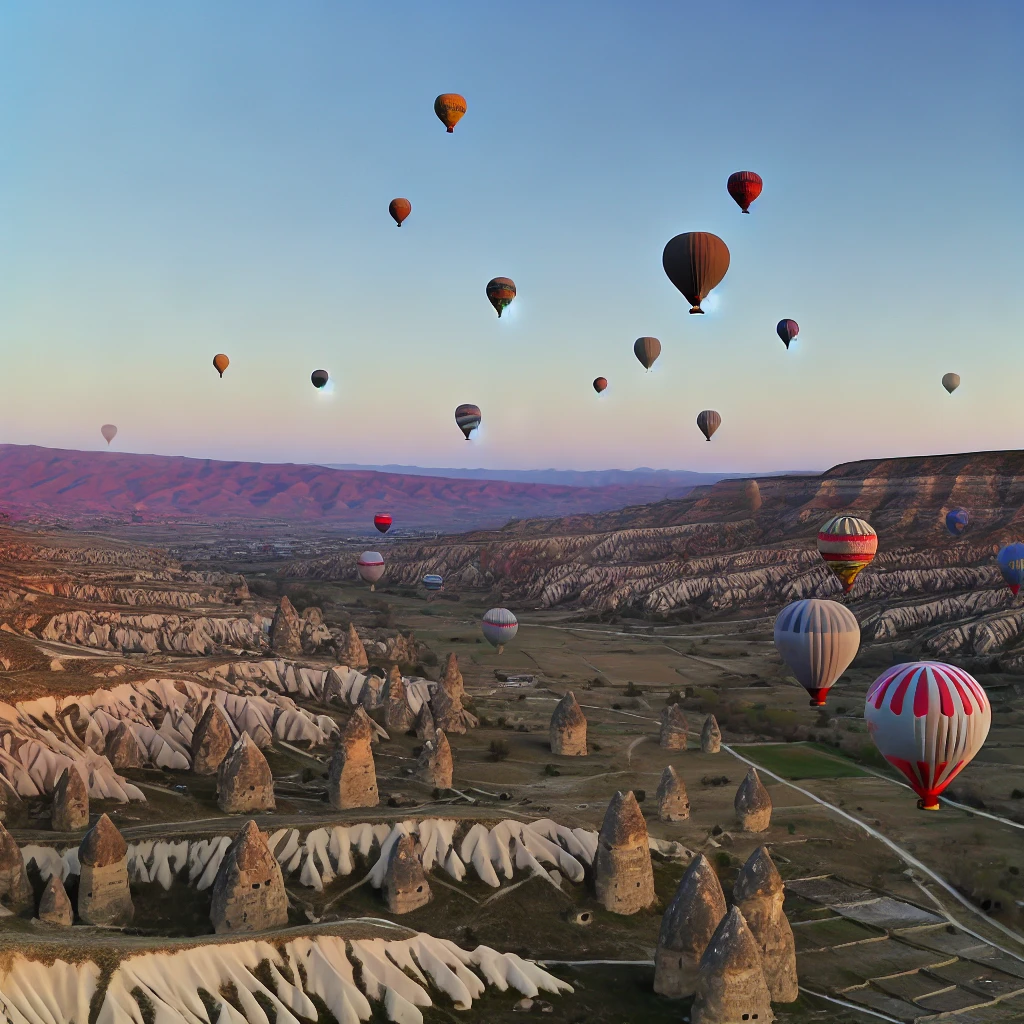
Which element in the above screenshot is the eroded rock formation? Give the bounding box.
[37,872,73,926]
[210,820,288,934]
[51,766,89,832]
[336,623,369,669]
[218,733,275,814]
[660,704,688,750]
[270,596,303,655]
[328,712,379,810]
[192,703,234,775]
[105,721,145,770]
[550,691,587,755]
[0,822,31,910]
[735,767,772,833]
[593,790,655,915]
[382,833,431,914]
[701,715,722,754]
[78,813,134,925]
[383,666,416,733]
[656,765,689,821]
[417,730,453,790]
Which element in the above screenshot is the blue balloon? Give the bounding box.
[945,507,970,536]
[422,574,444,592]
[997,543,1024,595]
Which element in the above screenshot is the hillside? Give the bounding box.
[0,444,703,531]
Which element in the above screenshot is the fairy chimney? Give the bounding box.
[692,906,775,1024]
[328,713,379,810]
[51,766,89,832]
[415,702,437,742]
[382,834,431,914]
[735,767,772,832]
[660,704,688,750]
[430,673,477,734]
[0,822,31,910]
[37,872,73,926]
[105,721,144,770]
[550,692,588,756]
[440,652,465,700]
[734,847,798,1003]
[656,765,690,822]
[192,703,234,775]
[417,730,453,790]
[701,714,722,753]
[383,666,416,733]
[594,791,656,915]
[336,623,369,670]
[655,852,728,998]
[78,813,133,925]
[210,820,288,934]
[360,673,383,711]
[0,778,23,825]
[217,733,275,814]
[270,595,303,655]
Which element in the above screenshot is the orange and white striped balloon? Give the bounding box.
[816,515,877,593]
[865,662,990,810]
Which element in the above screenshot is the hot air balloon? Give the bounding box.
[357,551,385,590]
[727,171,763,213]
[817,515,878,594]
[311,370,329,389]
[388,198,411,227]
[997,542,1024,595]
[774,599,861,706]
[865,661,991,810]
[634,337,661,371]
[373,514,392,534]
[942,373,960,394]
[744,479,762,513]
[455,404,481,440]
[434,93,467,133]
[776,320,799,349]
[486,278,516,318]
[482,607,518,653]
[945,507,970,536]
[663,232,731,314]
[101,424,117,446]
[593,377,608,394]
[213,354,230,378]
[696,410,721,441]
[423,574,444,592]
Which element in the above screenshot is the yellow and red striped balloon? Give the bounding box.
[817,515,877,594]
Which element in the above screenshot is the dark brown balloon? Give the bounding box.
[633,337,662,370]
[662,233,731,314]
[697,409,721,441]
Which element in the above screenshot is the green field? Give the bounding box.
[732,742,870,780]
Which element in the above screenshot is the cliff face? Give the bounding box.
[286,451,1024,668]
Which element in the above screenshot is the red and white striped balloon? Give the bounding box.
[864,662,991,810]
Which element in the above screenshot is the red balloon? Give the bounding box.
[374,514,392,534]
[727,171,763,213]
[593,377,608,394]
[388,198,411,227]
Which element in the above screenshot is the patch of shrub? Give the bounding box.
[624,681,640,697]
[488,740,510,763]
[714,852,731,868]
[544,764,561,777]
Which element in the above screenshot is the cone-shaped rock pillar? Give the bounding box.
[656,765,690,821]
[51,766,89,832]
[192,703,233,775]
[735,767,772,833]
[382,833,432,914]
[594,791,655,914]
[660,704,688,750]
[550,692,587,755]
[37,873,73,926]
[328,711,379,810]
[217,733,275,813]
[701,715,722,753]
[78,813,133,925]
[210,820,289,934]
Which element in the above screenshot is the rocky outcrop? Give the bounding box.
[0,822,32,910]
[692,906,775,1024]
[37,873,73,926]
[51,766,89,831]
[660,704,688,750]
[417,731,453,790]
[656,766,689,821]
[383,667,416,733]
[655,852,727,998]
[415,703,437,742]
[382,834,431,914]
[218,733,275,814]
[270,596,303,655]
[440,653,464,699]
[593,791,655,915]
[328,713,379,810]
[550,692,587,755]
[192,703,234,775]
[733,846,798,1003]
[430,673,478,735]
[210,820,288,934]
[336,623,369,669]
[735,768,772,833]
[105,721,145,769]
[78,813,134,925]
[701,715,722,754]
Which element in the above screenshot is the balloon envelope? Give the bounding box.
[388,198,411,227]
[997,542,1024,595]
[776,319,799,349]
[486,278,516,318]
[593,377,608,394]
[696,410,721,441]
[434,93,467,132]
[311,370,329,389]
[942,372,960,394]
[357,551,385,587]
[662,232,730,313]
[727,171,763,213]
[101,424,117,445]
[482,607,518,652]
[422,574,444,592]
[213,354,229,377]
[817,515,878,593]
[865,661,991,809]
[774,599,861,706]
[744,479,762,513]
[455,404,482,440]
[633,337,661,370]
[945,507,970,536]
[373,514,392,534]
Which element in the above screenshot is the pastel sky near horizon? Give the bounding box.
[0,2,1020,474]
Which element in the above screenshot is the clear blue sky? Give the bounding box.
[0,1,1020,473]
